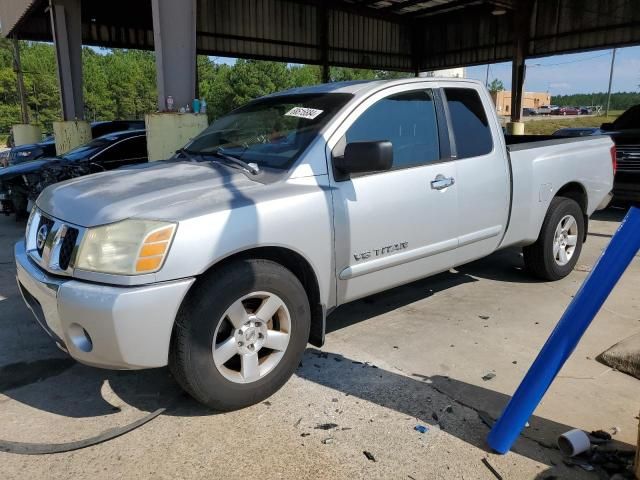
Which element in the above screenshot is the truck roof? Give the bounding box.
[269,77,482,98]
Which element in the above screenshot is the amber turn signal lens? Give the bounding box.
[145,226,174,243]
[136,256,163,272]
[139,242,167,257]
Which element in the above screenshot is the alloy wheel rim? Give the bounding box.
[553,214,578,266]
[212,291,291,384]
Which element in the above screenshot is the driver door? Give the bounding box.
[329,85,459,304]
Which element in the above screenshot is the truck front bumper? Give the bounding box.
[15,241,195,370]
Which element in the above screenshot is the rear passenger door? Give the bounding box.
[329,85,459,303]
[442,86,510,265]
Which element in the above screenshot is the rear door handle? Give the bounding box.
[430,174,455,190]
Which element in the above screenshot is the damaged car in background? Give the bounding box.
[0,130,148,219]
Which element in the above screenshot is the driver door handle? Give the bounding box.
[430,174,455,190]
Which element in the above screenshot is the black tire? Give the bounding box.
[169,258,310,411]
[523,197,584,281]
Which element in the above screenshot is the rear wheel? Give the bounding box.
[523,197,584,281]
[170,258,310,411]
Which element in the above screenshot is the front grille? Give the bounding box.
[36,215,55,256]
[59,227,79,270]
[26,209,85,276]
[617,145,640,173]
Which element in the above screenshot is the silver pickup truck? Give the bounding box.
[15,78,615,410]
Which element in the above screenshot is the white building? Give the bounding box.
[419,67,466,78]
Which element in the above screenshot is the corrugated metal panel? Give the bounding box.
[4,0,640,71]
[327,9,412,70]
[418,5,513,70]
[0,0,39,37]
[418,0,640,71]
[197,0,320,63]
[529,0,640,57]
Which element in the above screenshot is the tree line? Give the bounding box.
[0,40,409,135]
[550,92,640,110]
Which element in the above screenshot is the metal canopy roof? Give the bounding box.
[2,0,639,71]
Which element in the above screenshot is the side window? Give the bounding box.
[99,137,146,161]
[444,88,493,159]
[345,89,440,170]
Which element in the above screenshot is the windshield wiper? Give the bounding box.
[205,148,260,175]
[175,148,200,162]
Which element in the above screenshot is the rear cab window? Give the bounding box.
[444,88,493,159]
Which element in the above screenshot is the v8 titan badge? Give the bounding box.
[353,242,408,261]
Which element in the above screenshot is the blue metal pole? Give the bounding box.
[487,207,640,454]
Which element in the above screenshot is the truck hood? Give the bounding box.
[36,160,262,227]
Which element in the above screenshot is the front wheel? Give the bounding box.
[170,259,310,411]
[523,197,584,281]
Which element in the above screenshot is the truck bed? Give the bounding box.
[500,134,614,249]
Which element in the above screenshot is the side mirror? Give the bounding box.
[334,141,393,176]
[600,122,614,131]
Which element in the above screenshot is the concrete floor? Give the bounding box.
[0,208,638,479]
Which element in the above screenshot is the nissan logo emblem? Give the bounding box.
[36,224,49,250]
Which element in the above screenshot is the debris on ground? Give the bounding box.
[363,451,377,462]
[444,405,453,414]
[431,412,439,422]
[294,417,302,428]
[481,458,503,480]
[482,372,496,381]
[575,265,592,272]
[300,433,310,437]
[315,423,338,430]
[611,426,621,435]
[321,437,334,445]
[479,315,490,320]
[414,425,429,434]
[557,427,637,478]
[263,401,272,406]
[589,430,612,442]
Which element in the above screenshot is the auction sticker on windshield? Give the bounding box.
[285,107,323,120]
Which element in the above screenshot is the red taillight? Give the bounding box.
[610,145,617,174]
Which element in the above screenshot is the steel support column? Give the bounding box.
[509,35,526,123]
[509,0,533,124]
[319,5,330,83]
[151,0,197,110]
[49,0,84,120]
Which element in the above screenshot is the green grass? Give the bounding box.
[523,114,620,135]
[0,134,8,147]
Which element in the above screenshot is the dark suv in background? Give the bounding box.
[602,106,640,204]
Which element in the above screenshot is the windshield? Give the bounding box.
[185,93,352,169]
[62,137,113,161]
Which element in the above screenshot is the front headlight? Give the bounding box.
[76,219,177,275]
